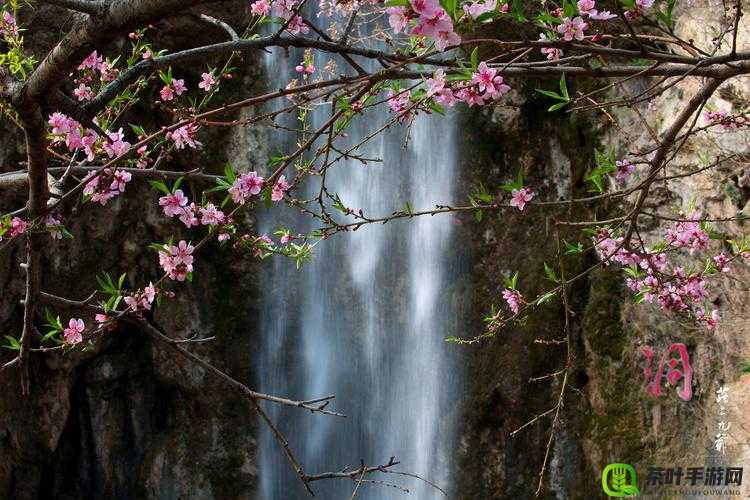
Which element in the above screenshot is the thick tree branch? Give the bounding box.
[38,0,105,16]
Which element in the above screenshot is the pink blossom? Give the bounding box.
[81,130,98,161]
[502,288,523,314]
[198,72,216,91]
[103,128,131,158]
[696,308,719,330]
[271,175,291,202]
[63,318,85,345]
[95,313,110,327]
[99,61,116,81]
[229,171,265,204]
[74,83,93,101]
[254,234,274,256]
[286,15,309,35]
[665,215,709,253]
[199,203,225,225]
[426,69,457,107]
[387,7,409,34]
[411,4,461,51]
[615,158,635,181]
[218,233,230,242]
[510,187,534,211]
[557,16,588,41]
[713,253,730,272]
[280,232,293,245]
[78,51,103,70]
[179,203,200,228]
[589,10,617,20]
[0,11,18,36]
[136,145,150,168]
[172,79,187,95]
[387,89,412,118]
[48,112,76,135]
[160,85,175,101]
[168,123,202,150]
[46,214,64,240]
[142,49,153,59]
[251,0,271,15]
[539,33,563,60]
[144,282,157,303]
[410,0,440,16]
[577,0,596,15]
[109,170,132,193]
[463,0,496,19]
[9,217,26,238]
[471,62,511,99]
[636,0,654,8]
[426,68,446,96]
[159,240,195,281]
[456,87,485,107]
[295,62,315,75]
[159,189,189,217]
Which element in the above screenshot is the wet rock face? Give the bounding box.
[454,3,750,498]
[0,4,265,499]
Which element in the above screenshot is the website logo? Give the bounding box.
[602,463,640,497]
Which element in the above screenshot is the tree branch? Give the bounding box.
[38,0,105,16]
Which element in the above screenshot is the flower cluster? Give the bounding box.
[387,0,461,51]
[83,169,133,205]
[414,63,511,117]
[160,78,187,101]
[592,213,739,330]
[535,1,623,60]
[0,216,26,241]
[229,171,265,204]
[705,110,749,130]
[502,288,523,314]
[48,113,132,161]
[0,10,18,36]
[158,240,195,281]
[167,123,202,150]
[46,213,64,240]
[624,0,655,20]
[295,61,315,75]
[271,175,291,201]
[124,282,157,313]
[72,51,118,103]
[251,0,309,35]
[463,0,505,19]
[575,0,616,21]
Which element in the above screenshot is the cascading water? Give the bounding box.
[255,13,464,498]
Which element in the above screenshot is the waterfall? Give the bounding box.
[255,16,464,498]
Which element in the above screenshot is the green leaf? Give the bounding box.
[563,0,578,17]
[384,0,409,5]
[535,89,565,101]
[559,74,569,100]
[510,0,526,21]
[172,177,184,193]
[563,239,584,254]
[536,291,557,305]
[3,335,20,350]
[544,262,559,283]
[470,47,479,71]
[223,162,236,183]
[148,180,171,195]
[548,101,569,112]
